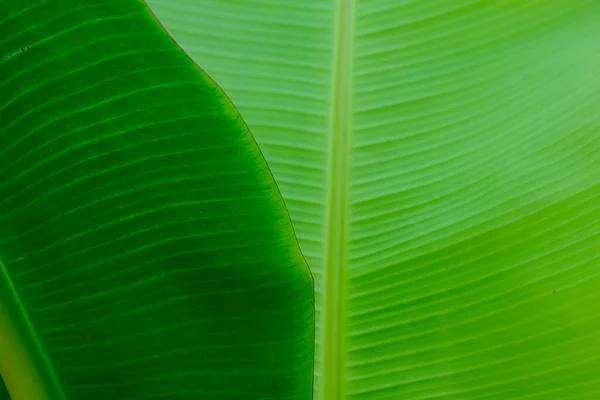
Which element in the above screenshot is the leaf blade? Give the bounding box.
[147,1,600,399]
[0,1,314,399]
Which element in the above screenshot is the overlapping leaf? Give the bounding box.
[0,1,313,399]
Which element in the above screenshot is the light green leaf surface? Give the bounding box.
[147,1,600,399]
[0,1,313,399]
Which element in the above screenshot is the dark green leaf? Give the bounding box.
[0,1,314,399]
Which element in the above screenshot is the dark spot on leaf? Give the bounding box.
[0,45,30,65]
[41,220,45,224]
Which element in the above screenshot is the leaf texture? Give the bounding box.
[0,1,314,399]
[147,1,600,399]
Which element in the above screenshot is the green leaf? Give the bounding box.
[0,1,313,399]
[147,1,600,399]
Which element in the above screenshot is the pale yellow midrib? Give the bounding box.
[0,259,64,400]
[322,0,353,399]
[0,301,48,400]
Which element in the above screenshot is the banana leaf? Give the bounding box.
[0,1,314,399]
[147,1,600,399]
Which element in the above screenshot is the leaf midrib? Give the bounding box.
[0,258,65,400]
[322,0,354,399]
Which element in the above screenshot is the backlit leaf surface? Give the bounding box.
[147,1,600,399]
